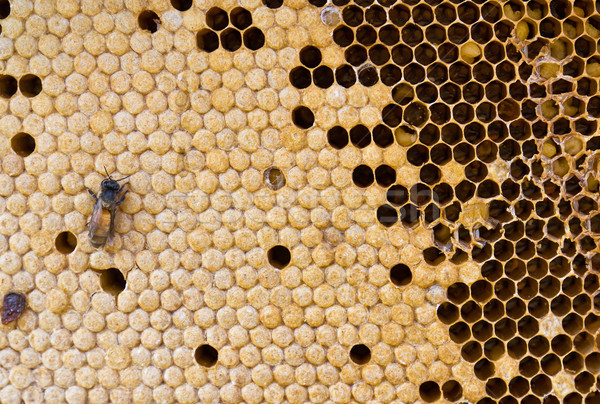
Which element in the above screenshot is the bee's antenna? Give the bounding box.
[116,174,132,182]
[104,166,111,179]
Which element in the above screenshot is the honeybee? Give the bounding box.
[87,168,130,248]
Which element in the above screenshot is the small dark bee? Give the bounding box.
[1,292,26,325]
[87,168,130,248]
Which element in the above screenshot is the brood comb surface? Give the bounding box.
[0,0,599,403]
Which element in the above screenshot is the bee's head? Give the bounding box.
[100,178,120,191]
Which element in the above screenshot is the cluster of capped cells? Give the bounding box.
[2,0,600,403]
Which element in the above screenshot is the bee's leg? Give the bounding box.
[116,191,128,206]
[86,187,98,200]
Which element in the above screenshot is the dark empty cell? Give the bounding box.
[433,223,451,245]
[474,358,495,381]
[206,7,228,30]
[551,294,572,316]
[401,24,423,47]
[410,183,431,206]
[519,357,540,379]
[509,82,527,101]
[517,277,538,300]
[229,7,252,30]
[574,118,596,136]
[345,45,367,66]
[565,176,582,196]
[574,372,594,394]
[441,380,462,402]
[584,274,599,294]
[391,44,413,66]
[403,63,425,85]
[423,246,445,265]
[404,102,429,127]
[550,335,573,357]
[418,124,439,146]
[420,164,441,185]
[379,24,399,46]
[356,25,377,46]
[11,133,35,157]
[515,238,535,260]
[486,378,507,399]
[493,239,514,262]
[462,82,484,104]
[333,25,354,47]
[430,144,451,166]
[510,159,528,180]
[342,5,363,26]
[447,282,469,305]
[435,2,456,24]
[549,0,570,18]
[477,223,502,243]
[563,352,584,374]
[291,106,314,129]
[372,125,393,148]
[437,42,459,63]
[389,4,410,26]
[196,29,219,52]
[312,66,334,89]
[368,45,390,66]
[465,160,487,182]
[390,263,411,286]
[449,321,471,343]
[494,279,515,302]
[220,28,242,51]
[138,10,160,33]
[387,184,408,206]
[501,178,520,200]
[488,121,508,144]
[289,66,312,89]
[243,28,265,50]
[540,354,562,377]
[100,267,126,295]
[377,0,396,6]
[483,299,504,322]
[527,258,549,280]
[573,295,591,315]
[327,126,348,150]
[447,23,468,44]
[549,256,569,277]
[426,63,448,86]
[195,344,218,367]
[510,119,531,141]
[412,4,433,26]
[349,344,371,364]
[495,62,516,84]
[471,21,493,44]
[441,123,462,145]
[414,43,437,66]
[485,81,506,103]
[381,103,402,127]
[429,183,452,206]
[575,36,595,57]
[375,165,396,187]
[365,5,386,26]
[453,143,474,164]
[349,125,371,148]
[506,297,526,319]
[453,103,474,124]
[354,0,373,6]
[576,196,597,214]
[376,204,398,227]
[352,165,374,188]
[475,140,497,163]
[494,20,514,41]
[472,320,493,342]
[578,77,596,96]
[457,2,479,24]
[449,62,470,84]
[563,276,583,297]
[268,245,291,268]
[335,64,356,88]
[506,337,527,360]
[406,145,428,166]
[504,258,527,281]
[564,56,584,78]
[55,231,77,254]
[400,203,419,227]
[574,331,594,354]
[443,201,461,222]
[461,340,483,362]
[439,83,460,104]
[528,335,550,359]
[357,65,379,87]
[437,302,459,325]
[473,61,493,83]
[484,41,505,63]
[518,316,539,339]
[521,140,537,159]
[535,199,555,218]
[419,381,441,403]
[0,75,17,98]
[425,24,446,45]
[423,203,440,224]
[457,225,471,245]
[300,45,322,68]
[489,199,512,222]
[455,180,475,202]
[429,103,450,125]
[481,260,502,282]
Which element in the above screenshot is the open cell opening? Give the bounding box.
[206,7,228,30]
[197,29,219,52]
[356,25,377,46]
[171,0,192,11]
[290,66,312,89]
[220,28,242,51]
[267,245,291,269]
[390,263,412,286]
[55,231,77,254]
[195,344,218,367]
[387,185,409,206]
[18,74,42,98]
[264,167,286,190]
[138,10,160,33]
[11,132,35,157]
[291,106,314,129]
[313,66,334,89]
[0,75,17,98]
[430,144,451,165]
[379,24,399,46]
[327,126,348,149]
[377,204,398,227]
[373,125,394,148]
[300,46,322,68]
[442,380,462,402]
[349,344,371,364]
[335,64,356,88]
[230,7,252,30]
[419,381,441,402]
[352,165,374,188]
[358,65,379,87]
[333,25,354,47]
[243,27,265,50]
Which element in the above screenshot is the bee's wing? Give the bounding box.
[88,198,103,235]
[107,206,116,246]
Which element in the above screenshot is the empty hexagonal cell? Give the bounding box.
[542,352,562,375]
[372,125,394,148]
[453,142,474,164]
[443,201,461,222]
[375,165,396,187]
[519,356,540,378]
[230,7,252,30]
[349,125,371,148]
[392,44,413,66]
[206,7,229,30]
[387,185,408,206]
[419,381,441,403]
[289,66,312,89]
[380,64,402,86]
[357,25,377,46]
[0,75,17,98]
[449,321,471,343]
[376,204,398,227]
[401,23,424,47]
[333,25,354,47]
[335,64,356,88]
[390,263,412,286]
[300,45,322,68]
[379,24,399,46]
[486,378,507,399]
[563,352,584,373]
[352,165,374,188]
[400,203,420,227]
[243,27,265,50]
[425,24,446,44]
[358,64,379,86]
[381,103,402,126]
[342,5,363,26]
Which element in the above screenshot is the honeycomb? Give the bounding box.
[1,0,600,403]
